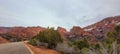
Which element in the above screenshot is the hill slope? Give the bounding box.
[84,16,120,37]
[0,37,9,44]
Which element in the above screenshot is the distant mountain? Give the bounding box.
[0,27,10,34]
[6,26,46,40]
[57,26,68,36]
[69,26,89,37]
[0,26,46,40]
[0,16,120,41]
[57,26,89,37]
[84,16,120,38]
[63,26,91,42]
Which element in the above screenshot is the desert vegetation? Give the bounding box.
[29,25,120,54]
[29,27,63,49]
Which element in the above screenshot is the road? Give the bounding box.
[0,42,31,54]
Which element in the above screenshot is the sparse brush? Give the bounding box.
[55,42,75,54]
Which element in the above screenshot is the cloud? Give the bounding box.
[0,0,120,30]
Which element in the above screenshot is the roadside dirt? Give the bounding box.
[0,37,9,44]
[26,43,60,54]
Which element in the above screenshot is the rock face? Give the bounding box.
[0,27,10,34]
[0,16,119,41]
[84,16,120,37]
[69,26,86,37]
[70,26,90,37]
[57,27,68,36]
[57,26,91,41]
[65,26,90,41]
[5,26,46,40]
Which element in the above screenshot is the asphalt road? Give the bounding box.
[0,42,31,54]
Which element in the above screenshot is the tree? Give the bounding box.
[101,25,120,53]
[105,25,120,44]
[105,32,116,44]
[29,27,63,49]
[114,25,120,44]
[29,36,36,45]
[73,38,89,50]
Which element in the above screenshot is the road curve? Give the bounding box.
[0,42,31,54]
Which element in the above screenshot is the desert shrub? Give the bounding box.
[0,34,22,42]
[14,37,22,42]
[114,25,120,44]
[29,38,36,45]
[55,42,75,54]
[94,43,100,50]
[29,27,63,49]
[81,48,90,54]
[96,25,120,54]
[73,38,89,50]
[105,32,116,44]
[29,36,36,45]
[104,25,120,44]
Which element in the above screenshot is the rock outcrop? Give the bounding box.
[69,26,89,37]
[6,26,46,40]
[57,27,68,36]
[0,16,120,41]
[0,27,10,34]
[84,16,120,37]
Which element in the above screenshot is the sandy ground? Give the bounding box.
[0,37,9,44]
[26,43,60,54]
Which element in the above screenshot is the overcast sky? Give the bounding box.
[0,0,120,30]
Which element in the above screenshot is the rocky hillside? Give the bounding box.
[0,27,10,34]
[69,26,89,37]
[6,26,46,40]
[0,26,90,41]
[0,26,46,40]
[84,16,120,38]
[57,26,68,36]
[0,16,120,41]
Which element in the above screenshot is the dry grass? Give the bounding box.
[0,37,9,44]
[26,43,60,54]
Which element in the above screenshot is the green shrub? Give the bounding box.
[73,38,89,50]
[29,39,36,45]
[29,27,63,49]
[104,25,120,44]
[81,48,90,54]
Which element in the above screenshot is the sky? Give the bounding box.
[0,0,120,30]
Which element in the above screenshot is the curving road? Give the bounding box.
[0,42,31,54]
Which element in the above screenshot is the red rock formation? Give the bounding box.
[6,26,46,40]
[57,27,68,36]
[0,27,9,34]
[0,16,119,41]
[84,16,120,37]
[69,26,89,37]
